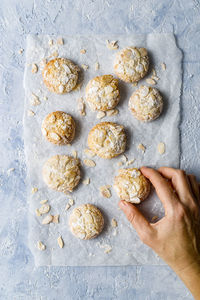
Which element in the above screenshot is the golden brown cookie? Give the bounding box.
[42,58,79,94]
[41,111,75,145]
[114,168,150,203]
[88,122,126,159]
[85,75,120,111]
[69,204,104,240]
[129,85,163,122]
[114,47,149,83]
[42,155,81,193]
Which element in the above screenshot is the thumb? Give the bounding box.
[118,200,154,245]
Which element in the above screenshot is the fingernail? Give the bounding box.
[119,200,128,208]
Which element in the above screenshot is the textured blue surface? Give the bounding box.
[0,0,200,299]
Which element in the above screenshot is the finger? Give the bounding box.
[158,167,196,209]
[118,200,154,244]
[187,175,200,205]
[141,167,178,212]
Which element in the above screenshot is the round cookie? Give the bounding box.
[129,85,163,122]
[88,122,126,159]
[114,47,149,83]
[114,168,150,204]
[42,155,81,193]
[42,58,79,94]
[69,204,104,240]
[41,111,75,145]
[85,75,120,111]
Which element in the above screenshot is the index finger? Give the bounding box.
[141,166,179,212]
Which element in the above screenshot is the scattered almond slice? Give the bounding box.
[48,39,53,46]
[161,62,166,71]
[97,111,106,119]
[99,185,112,198]
[43,96,48,101]
[138,143,146,153]
[35,209,41,217]
[18,48,24,54]
[84,148,96,158]
[72,150,77,158]
[57,236,64,248]
[157,142,165,154]
[39,58,47,70]
[126,159,135,166]
[39,204,51,215]
[111,218,118,228]
[117,161,123,167]
[104,245,112,254]
[57,37,64,45]
[77,97,86,116]
[68,198,74,206]
[52,215,60,223]
[37,241,46,251]
[31,63,38,73]
[30,93,41,106]
[106,40,119,50]
[80,49,86,54]
[7,168,15,175]
[27,110,35,117]
[83,159,96,167]
[151,75,159,81]
[65,203,71,211]
[31,187,38,194]
[40,199,48,204]
[42,214,53,224]
[146,78,156,85]
[83,178,90,185]
[121,154,128,163]
[95,62,100,70]
[81,64,89,71]
[106,108,119,117]
[51,51,59,57]
[152,68,156,76]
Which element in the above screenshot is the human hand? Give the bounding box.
[119,167,200,299]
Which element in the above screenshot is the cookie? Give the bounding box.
[41,111,75,145]
[114,168,151,204]
[42,58,79,94]
[69,204,104,240]
[42,155,81,193]
[85,75,120,111]
[114,47,149,83]
[129,85,163,122]
[88,122,126,159]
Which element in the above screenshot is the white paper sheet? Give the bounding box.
[23,34,182,266]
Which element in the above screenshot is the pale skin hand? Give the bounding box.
[119,167,200,300]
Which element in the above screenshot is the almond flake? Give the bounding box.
[65,203,71,211]
[83,159,96,167]
[72,150,77,158]
[138,143,146,153]
[157,142,165,154]
[52,215,60,223]
[106,40,119,50]
[39,204,51,215]
[39,58,47,70]
[111,218,118,228]
[104,245,112,254]
[43,96,48,101]
[42,214,53,224]
[77,97,86,116]
[27,110,35,117]
[161,62,166,71]
[146,78,156,85]
[31,187,38,194]
[57,37,64,45]
[30,93,41,106]
[80,49,86,54]
[68,198,74,206]
[31,63,38,73]
[18,48,24,54]
[84,148,96,158]
[83,178,90,185]
[37,241,46,251]
[97,111,106,119]
[51,51,58,57]
[106,108,119,117]
[35,209,41,217]
[117,161,123,167]
[152,68,156,76]
[81,64,89,71]
[151,75,159,81]
[7,168,15,175]
[57,236,64,248]
[95,62,100,70]
[126,159,135,166]
[132,82,138,87]
[40,199,48,204]
[100,186,112,198]
[48,39,53,46]
[121,154,128,163]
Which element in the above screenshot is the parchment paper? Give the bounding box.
[23,34,182,266]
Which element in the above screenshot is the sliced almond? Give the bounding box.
[161,62,166,71]
[30,93,41,106]
[151,75,159,81]
[40,199,48,204]
[18,48,24,54]
[100,186,112,198]
[57,236,64,248]
[43,96,48,101]
[68,198,74,206]
[36,209,41,217]
[117,161,123,167]
[95,62,100,70]
[65,203,71,211]
[57,37,64,45]
[97,111,106,119]
[83,159,96,167]
[31,63,38,73]
[138,143,146,153]
[37,241,46,251]
[146,78,156,85]
[42,214,53,224]
[51,51,58,57]
[157,142,165,154]
[152,68,156,76]
[83,178,90,185]
[106,108,119,117]
[27,110,35,117]
[77,97,86,116]
[72,150,77,158]
[52,215,59,223]
[39,204,51,215]
[126,159,135,166]
[104,245,112,253]
[48,39,53,46]
[80,49,86,54]
[111,218,118,228]
[31,187,38,194]
[84,148,96,158]
[121,154,128,163]
[81,64,89,71]
[106,40,119,50]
